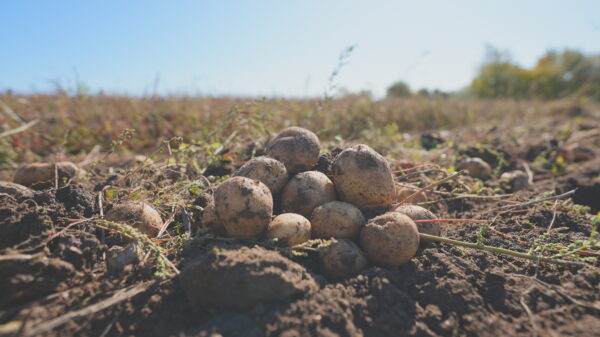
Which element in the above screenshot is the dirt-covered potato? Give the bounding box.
[13,161,81,187]
[395,183,428,204]
[281,171,336,218]
[235,156,288,195]
[393,205,440,246]
[457,157,492,179]
[332,144,395,210]
[214,176,273,239]
[266,213,311,246]
[266,127,321,175]
[0,181,33,199]
[500,170,529,192]
[198,195,226,235]
[311,201,365,240]
[105,201,163,238]
[359,212,419,267]
[319,239,367,280]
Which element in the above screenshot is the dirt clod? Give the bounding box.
[179,244,318,310]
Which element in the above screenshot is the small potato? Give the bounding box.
[281,171,336,218]
[311,201,365,240]
[235,156,288,195]
[266,127,321,175]
[105,201,163,238]
[500,170,529,192]
[266,213,311,246]
[395,183,428,204]
[214,176,273,239]
[457,157,492,179]
[198,196,226,236]
[360,212,419,267]
[332,144,395,211]
[13,161,81,188]
[319,239,367,280]
[0,181,34,199]
[393,205,440,246]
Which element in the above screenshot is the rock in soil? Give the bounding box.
[106,242,142,272]
[179,244,318,311]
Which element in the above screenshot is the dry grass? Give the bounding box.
[0,90,597,171]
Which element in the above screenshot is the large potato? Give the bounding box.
[311,201,365,240]
[266,213,311,246]
[393,204,440,246]
[235,156,288,195]
[13,161,81,188]
[214,176,273,239]
[319,239,367,280]
[105,201,163,238]
[281,171,336,218]
[359,212,419,267]
[0,181,33,199]
[332,144,395,210]
[266,127,321,175]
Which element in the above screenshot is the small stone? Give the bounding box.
[457,157,492,179]
[106,242,141,272]
[500,170,529,192]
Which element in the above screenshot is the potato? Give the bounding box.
[500,170,529,192]
[105,201,163,238]
[395,183,428,204]
[266,213,311,246]
[359,212,419,267]
[198,195,226,236]
[0,181,34,199]
[214,176,273,239]
[266,127,321,175]
[311,201,365,240]
[235,156,288,195]
[13,161,81,187]
[332,144,395,210]
[457,157,492,179]
[393,204,440,246]
[281,171,336,218]
[319,239,367,280]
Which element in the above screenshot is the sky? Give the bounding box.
[1,1,599,98]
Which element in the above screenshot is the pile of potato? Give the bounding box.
[203,127,441,280]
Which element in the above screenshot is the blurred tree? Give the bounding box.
[470,46,600,101]
[387,81,412,98]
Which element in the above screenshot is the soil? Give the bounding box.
[1,129,599,337]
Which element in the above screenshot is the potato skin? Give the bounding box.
[281,171,336,218]
[0,181,33,199]
[395,183,428,204]
[457,157,492,179]
[266,213,311,246]
[393,205,440,246]
[13,161,80,188]
[235,156,288,195]
[319,239,367,280]
[214,176,273,239]
[311,201,365,240]
[359,212,419,267]
[266,127,321,175]
[332,144,395,211]
[105,201,163,238]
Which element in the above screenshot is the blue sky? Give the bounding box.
[1,1,599,97]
